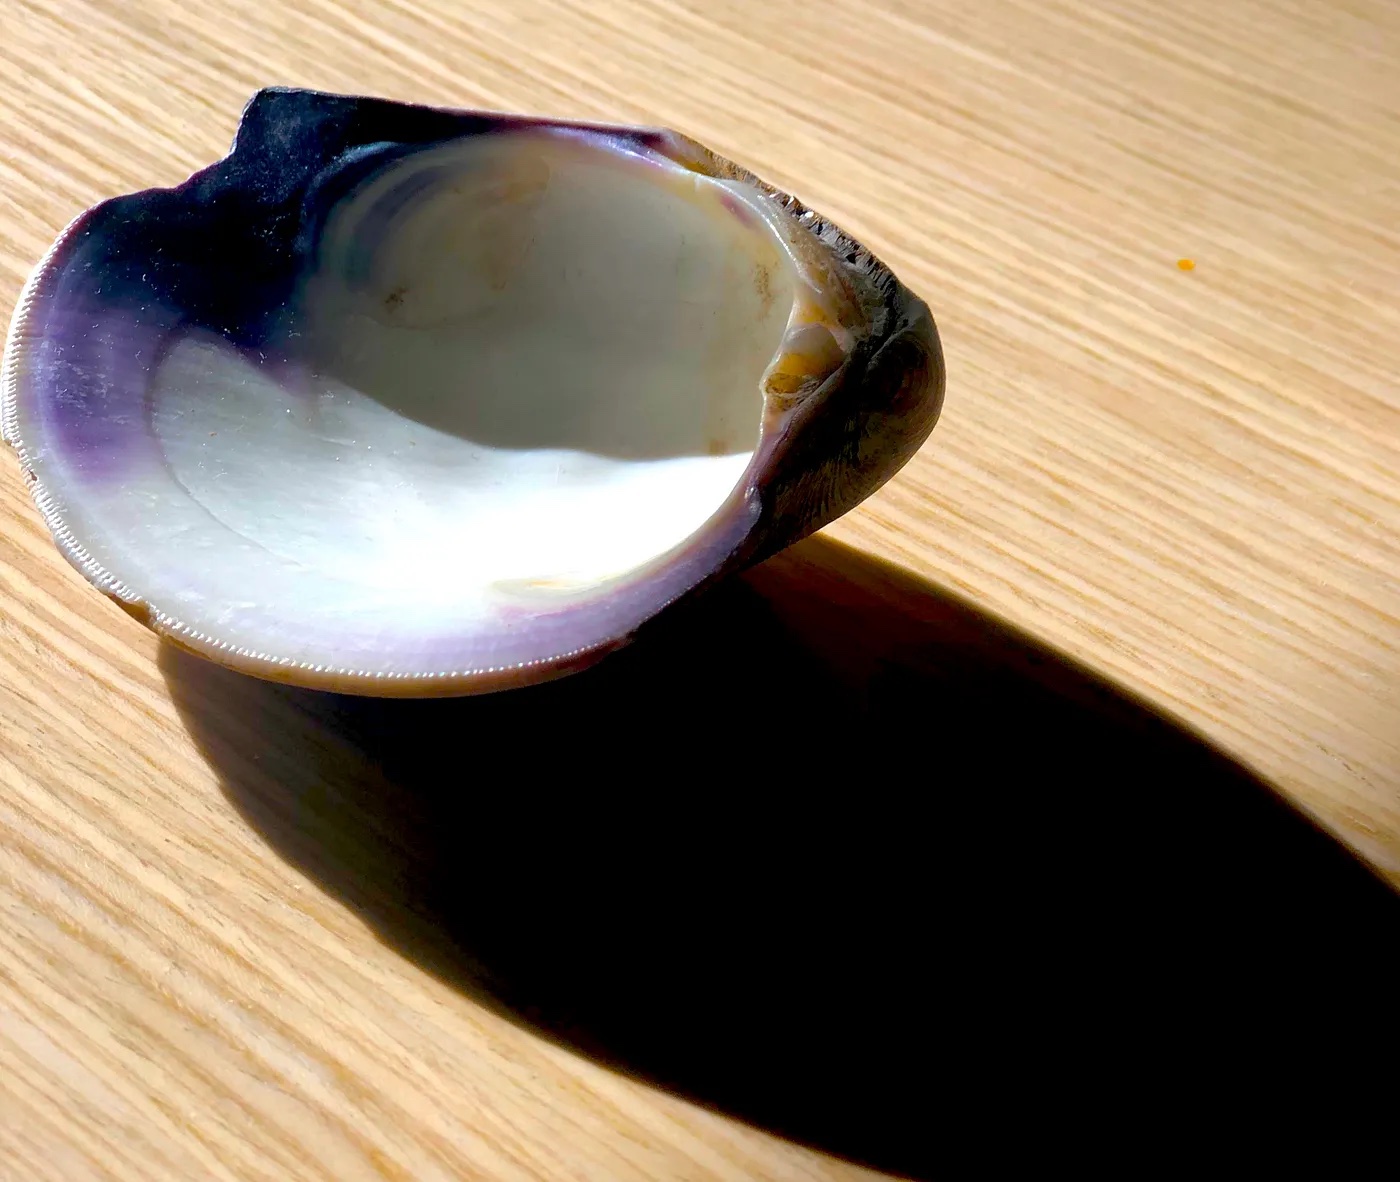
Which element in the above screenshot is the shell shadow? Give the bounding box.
[160,535,1399,1177]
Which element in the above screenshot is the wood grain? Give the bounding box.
[1,0,1398,1177]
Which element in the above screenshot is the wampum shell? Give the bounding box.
[2,88,945,696]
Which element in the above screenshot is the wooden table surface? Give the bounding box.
[2,1,1398,1178]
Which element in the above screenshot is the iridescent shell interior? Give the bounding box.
[3,90,943,693]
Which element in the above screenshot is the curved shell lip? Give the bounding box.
[2,87,944,697]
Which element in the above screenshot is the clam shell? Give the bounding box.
[3,88,945,695]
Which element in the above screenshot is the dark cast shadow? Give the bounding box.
[161,535,1400,1177]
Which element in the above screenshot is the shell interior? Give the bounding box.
[7,125,831,682]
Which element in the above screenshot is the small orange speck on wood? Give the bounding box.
[1177,258,1196,271]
